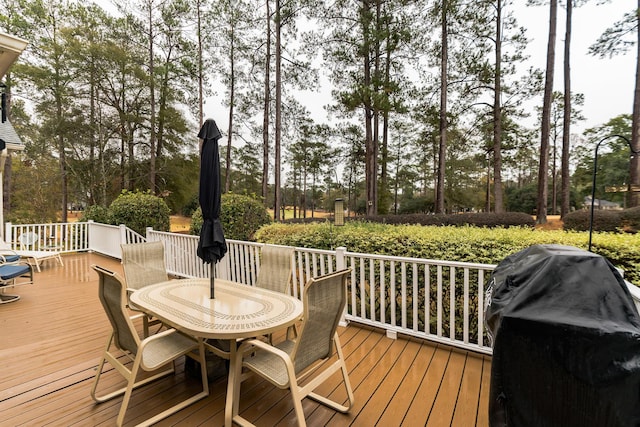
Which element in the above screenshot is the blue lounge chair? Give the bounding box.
[0,262,33,304]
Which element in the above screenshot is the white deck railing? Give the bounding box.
[5,221,495,354]
[6,221,640,356]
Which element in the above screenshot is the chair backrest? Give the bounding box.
[19,232,39,249]
[121,241,168,291]
[292,268,351,373]
[92,265,140,355]
[255,244,294,294]
[0,238,13,251]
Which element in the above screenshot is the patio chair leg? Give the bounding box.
[290,378,308,427]
[116,358,143,427]
[0,293,20,304]
[305,335,354,413]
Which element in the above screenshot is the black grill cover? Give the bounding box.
[485,244,640,427]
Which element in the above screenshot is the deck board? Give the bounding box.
[0,252,492,426]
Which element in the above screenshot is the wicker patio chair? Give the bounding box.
[121,241,168,336]
[230,268,354,427]
[255,244,294,293]
[90,265,209,427]
[255,244,298,341]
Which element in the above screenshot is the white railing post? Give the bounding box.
[119,225,127,255]
[336,246,346,270]
[5,222,11,243]
[87,220,94,252]
[146,227,153,240]
[336,246,348,326]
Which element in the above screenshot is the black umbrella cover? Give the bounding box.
[197,119,227,264]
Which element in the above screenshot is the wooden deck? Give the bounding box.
[0,253,492,426]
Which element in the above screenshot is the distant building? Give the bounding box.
[583,196,621,210]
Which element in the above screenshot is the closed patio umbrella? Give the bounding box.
[197,119,227,298]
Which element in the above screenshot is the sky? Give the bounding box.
[201,1,637,143]
[517,1,635,136]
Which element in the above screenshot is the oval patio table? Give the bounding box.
[130,277,304,427]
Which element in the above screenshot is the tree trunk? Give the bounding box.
[492,0,504,214]
[436,0,448,214]
[53,22,68,224]
[381,7,391,215]
[537,0,557,224]
[363,0,377,216]
[197,0,204,129]
[262,0,271,206]
[226,25,235,193]
[561,0,572,218]
[630,0,640,208]
[274,0,282,221]
[57,96,68,223]
[148,2,157,193]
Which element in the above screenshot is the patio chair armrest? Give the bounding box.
[238,338,296,367]
[238,338,289,359]
[0,251,19,263]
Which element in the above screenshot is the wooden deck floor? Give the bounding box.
[0,253,492,426]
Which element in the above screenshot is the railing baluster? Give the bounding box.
[401,262,407,329]
[369,258,375,322]
[464,268,470,344]
[412,262,418,332]
[390,260,396,327]
[380,260,386,324]
[425,264,430,334]
[450,266,455,340]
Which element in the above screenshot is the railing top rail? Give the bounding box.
[87,222,118,229]
[147,229,196,238]
[343,249,497,270]
[291,246,336,256]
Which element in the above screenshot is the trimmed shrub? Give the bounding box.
[398,196,434,214]
[343,212,535,228]
[621,206,640,233]
[182,193,200,217]
[109,190,171,236]
[254,221,640,284]
[191,193,271,241]
[80,205,111,224]
[563,209,621,232]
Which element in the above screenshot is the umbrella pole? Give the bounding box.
[210,263,215,299]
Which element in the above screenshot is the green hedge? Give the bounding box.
[255,221,640,285]
[82,190,171,236]
[191,193,271,241]
[285,211,535,228]
[621,207,640,232]
[564,207,640,233]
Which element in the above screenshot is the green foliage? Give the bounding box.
[506,184,538,214]
[109,190,171,236]
[182,193,200,217]
[255,221,640,284]
[398,196,433,214]
[563,209,621,232]
[9,156,61,224]
[191,207,203,234]
[191,193,272,241]
[356,212,534,228]
[80,205,111,224]
[621,207,640,232]
[159,153,200,215]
